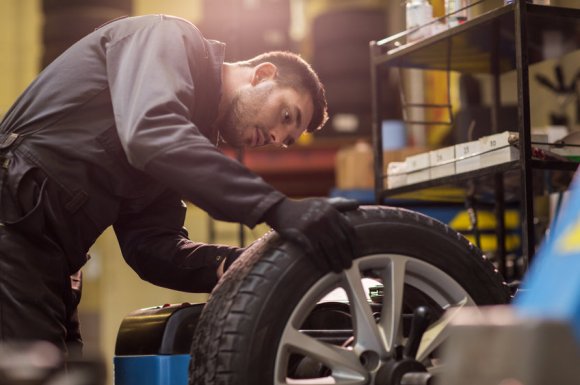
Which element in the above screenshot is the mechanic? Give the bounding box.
[0,14,356,354]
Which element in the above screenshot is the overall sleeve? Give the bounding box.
[105,16,284,228]
[113,188,242,293]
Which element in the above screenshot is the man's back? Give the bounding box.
[0,15,226,271]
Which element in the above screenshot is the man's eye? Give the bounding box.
[282,110,291,123]
[283,138,295,148]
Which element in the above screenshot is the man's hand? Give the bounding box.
[264,197,357,273]
[217,247,246,279]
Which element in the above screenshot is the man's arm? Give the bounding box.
[105,15,285,227]
[106,16,356,273]
[113,188,242,293]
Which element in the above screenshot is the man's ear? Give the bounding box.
[251,62,277,86]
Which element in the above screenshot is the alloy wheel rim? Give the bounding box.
[274,253,477,385]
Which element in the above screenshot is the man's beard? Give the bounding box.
[217,92,245,148]
[216,85,273,148]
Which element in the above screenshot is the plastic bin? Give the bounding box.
[114,303,205,385]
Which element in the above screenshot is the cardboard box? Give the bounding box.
[335,141,374,189]
[336,143,433,190]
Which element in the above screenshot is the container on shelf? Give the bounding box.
[429,146,456,179]
[405,151,431,184]
[479,132,519,167]
[445,0,468,27]
[386,161,408,189]
[455,140,481,173]
[406,0,434,42]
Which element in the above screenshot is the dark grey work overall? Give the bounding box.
[0,15,283,352]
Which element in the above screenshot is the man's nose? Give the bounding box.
[268,127,286,147]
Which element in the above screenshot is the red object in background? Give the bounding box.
[220,139,355,198]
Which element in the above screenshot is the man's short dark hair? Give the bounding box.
[239,51,328,133]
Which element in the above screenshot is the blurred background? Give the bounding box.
[1,0,579,383]
[0,1,405,381]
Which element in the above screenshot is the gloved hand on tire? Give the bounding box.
[264,197,358,273]
[217,246,246,278]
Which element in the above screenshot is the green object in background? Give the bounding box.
[369,285,384,304]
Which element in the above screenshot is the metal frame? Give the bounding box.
[370,0,580,272]
[514,0,534,266]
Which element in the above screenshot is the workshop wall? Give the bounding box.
[0,0,41,119]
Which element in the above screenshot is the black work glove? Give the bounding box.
[223,247,246,272]
[264,197,358,273]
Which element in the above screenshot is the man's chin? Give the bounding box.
[221,138,245,149]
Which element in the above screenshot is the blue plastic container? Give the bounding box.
[114,303,205,385]
[114,355,190,385]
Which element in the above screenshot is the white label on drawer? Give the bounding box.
[480,131,518,151]
[429,146,455,165]
[455,140,480,160]
[405,152,430,172]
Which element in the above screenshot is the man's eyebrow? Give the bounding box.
[295,106,302,130]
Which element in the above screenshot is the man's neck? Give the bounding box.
[215,63,251,123]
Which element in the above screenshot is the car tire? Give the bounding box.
[189,206,511,385]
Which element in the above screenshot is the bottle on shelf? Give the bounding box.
[445,0,468,26]
[405,0,434,42]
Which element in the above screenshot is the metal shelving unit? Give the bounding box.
[370,0,580,270]
[383,160,519,196]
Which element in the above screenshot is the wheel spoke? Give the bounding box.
[275,251,480,385]
[342,264,386,356]
[379,256,407,351]
[285,378,336,384]
[280,326,367,384]
[285,376,362,385]
[416,297,469,362]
